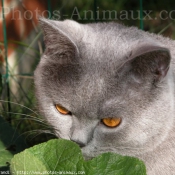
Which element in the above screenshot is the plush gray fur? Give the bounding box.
[34,18,175,175]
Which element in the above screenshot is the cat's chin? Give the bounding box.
[81,143,144,159]
[81,148,96,160]
[81,146,122,160]
[82,154,94,161]
[81,145,105,160]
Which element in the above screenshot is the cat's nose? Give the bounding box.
[71,139,86,148]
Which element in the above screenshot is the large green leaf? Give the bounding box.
[0,116,27,171]
[11,139,146,175]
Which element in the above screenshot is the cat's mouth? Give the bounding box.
[71,139,86,148]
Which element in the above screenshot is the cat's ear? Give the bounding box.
[127,44,171,82]
[39,18,80,58]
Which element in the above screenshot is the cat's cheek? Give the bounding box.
[50,109,73,139]
[92,120,128,147]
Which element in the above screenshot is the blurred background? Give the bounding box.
[0,0,175,146]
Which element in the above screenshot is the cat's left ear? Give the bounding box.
[128,44,171,82]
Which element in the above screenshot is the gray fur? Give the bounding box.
[34,18,175,175]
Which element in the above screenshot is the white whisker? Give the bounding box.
[0,100,39,116]
[12,129,56,144]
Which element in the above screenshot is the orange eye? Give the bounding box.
[55,104,71,115]
[102,118,121,128]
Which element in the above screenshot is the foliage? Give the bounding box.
[10,139,146,175]
[0,115,27,171]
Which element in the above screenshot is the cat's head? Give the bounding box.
[34,18,174,158]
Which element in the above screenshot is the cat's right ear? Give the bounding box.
[127,44,171,83]
[39,18,80,59]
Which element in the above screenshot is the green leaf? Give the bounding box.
[11,139,146,175]
[0,116,27,171]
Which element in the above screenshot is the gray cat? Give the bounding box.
[34,18,175,175]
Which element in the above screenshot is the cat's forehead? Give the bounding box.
[76,22,146,66]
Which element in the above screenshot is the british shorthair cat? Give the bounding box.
[34,18,175,175]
